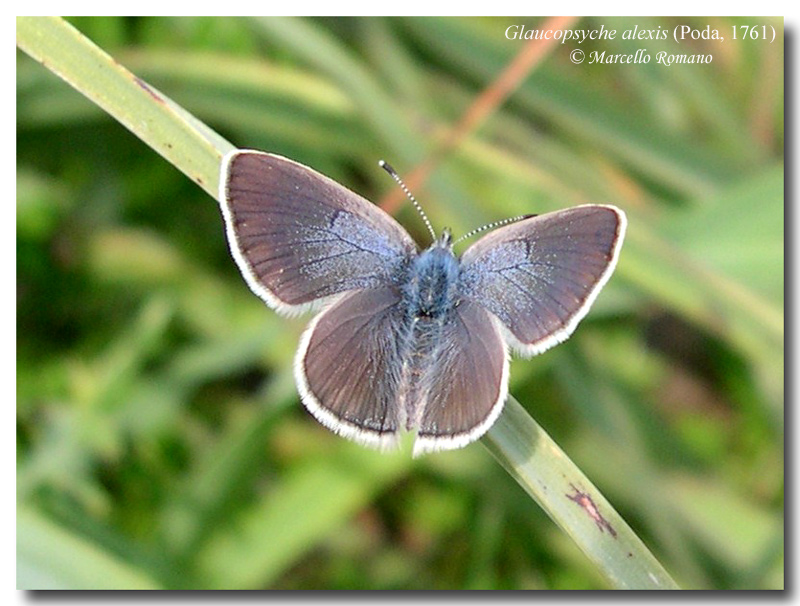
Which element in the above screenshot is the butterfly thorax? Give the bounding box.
[401,233,460,321]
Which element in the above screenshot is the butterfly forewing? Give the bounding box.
[459,205,626,356]
[220,151,417,313]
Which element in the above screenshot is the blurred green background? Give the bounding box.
[17,16,783,589]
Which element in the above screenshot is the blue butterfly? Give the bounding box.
[219,150,626,456]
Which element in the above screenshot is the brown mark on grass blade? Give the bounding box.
[566,483,617,538]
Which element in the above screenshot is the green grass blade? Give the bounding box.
[16,16,231,197]
[483,397,680,589]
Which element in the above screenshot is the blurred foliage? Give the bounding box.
[17,16,783,589]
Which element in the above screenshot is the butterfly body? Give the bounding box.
[219,150,626,455]
[393,234,475,434]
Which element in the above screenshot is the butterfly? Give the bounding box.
[218,150,626,456]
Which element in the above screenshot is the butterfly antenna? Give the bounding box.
[453,214,535,246]
[379,161,437,243]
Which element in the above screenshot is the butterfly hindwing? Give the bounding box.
[412,299,509,455]
[295,287,407,450]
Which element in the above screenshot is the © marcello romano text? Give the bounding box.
[585,49,713,66]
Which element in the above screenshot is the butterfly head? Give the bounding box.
[435,228,453,250]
